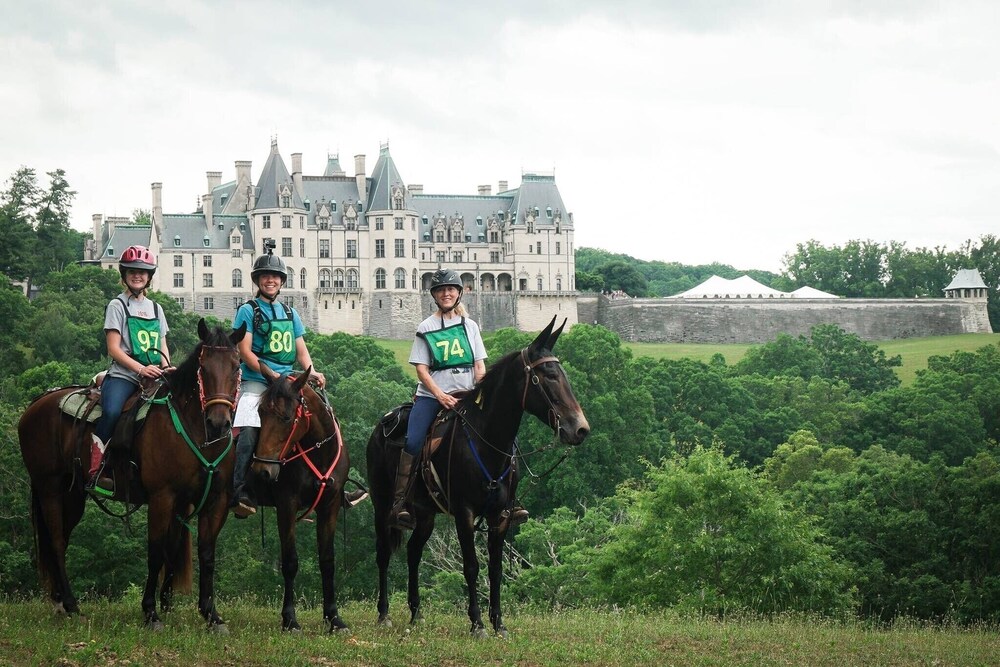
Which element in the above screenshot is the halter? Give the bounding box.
[197,345,241,411]
[254,383,345,522]
[520,348,563,433]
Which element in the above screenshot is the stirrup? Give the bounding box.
[344,488,369,509]
[393,507,415,530]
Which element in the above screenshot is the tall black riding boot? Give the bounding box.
[391,451,417,530]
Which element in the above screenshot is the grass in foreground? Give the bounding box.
[1,597,997,666]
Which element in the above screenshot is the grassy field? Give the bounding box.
[377,333,1000,386]
[1,597,996,666]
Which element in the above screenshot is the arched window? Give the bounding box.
[412,268,418,289]
[286,267,295,289]
[375,268,386,290]
[333,269,345,288]
[299,268,306,290]
[347,269,359,289]
[394,268,406,289]
[232,269,242,288]
[319,269,332,288]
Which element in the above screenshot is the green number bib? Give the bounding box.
[263,318,296,365]
[127,312,162,365]
[420,320,474,371]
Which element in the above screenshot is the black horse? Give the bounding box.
[250,370,352,633]
[366,316,590,637]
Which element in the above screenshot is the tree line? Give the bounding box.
[1,166,997,623]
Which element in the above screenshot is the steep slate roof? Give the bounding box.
[412,194,514,243]
[301,176,362,225]
[254,141,304,210]
[323,154,345,176]
[161,214,252,251]
[104,225,154,259]
[944,268,989,291]
[367,145,408,212]
[510,173,567,227]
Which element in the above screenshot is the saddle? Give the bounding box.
[58,384,154,426]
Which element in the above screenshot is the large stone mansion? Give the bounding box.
[85,139,580,337]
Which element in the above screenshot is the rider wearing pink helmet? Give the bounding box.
[86,245,172,496]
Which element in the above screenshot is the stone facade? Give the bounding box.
[578,293,993,343]
[85,139,579,338]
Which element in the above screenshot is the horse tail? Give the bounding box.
[29,487,57,598]
[171,521,194,594]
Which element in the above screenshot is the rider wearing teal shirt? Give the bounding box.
[231,249,324,517]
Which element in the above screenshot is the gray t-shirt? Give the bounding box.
[104,292,170,384]
[409,313,487,398]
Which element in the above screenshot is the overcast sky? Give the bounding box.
[2,1,998,272]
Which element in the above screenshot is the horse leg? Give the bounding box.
[374,498,396,626]
[317,501,348,633]
[455,511,487,637]
[197,498,230,633]
[487,523,510,637]
[406,513,435,626]
[34,486,83,616]
[276,502,301,632]
[159,519,184,613]
[143,495,172,631]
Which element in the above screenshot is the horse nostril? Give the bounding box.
[577,427,590,441]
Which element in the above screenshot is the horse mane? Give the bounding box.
[166,325,233,396]
[474,347,522,398]
[261,372,300,405]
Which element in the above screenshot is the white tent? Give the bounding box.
[672,275,789,298]
[791,285,839,299]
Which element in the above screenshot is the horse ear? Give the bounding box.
[260,363,280,385]
[547,318,568,350]
[230,322,247,345]
[198,318,209,342]
[293,366,312,392]
[530,315,557,352]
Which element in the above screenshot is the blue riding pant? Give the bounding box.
[404,396,442,456]
[95,376,139,444]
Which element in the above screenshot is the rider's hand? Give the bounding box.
[437,393,458,410]
[310,370,326,389]
[138,364,163,379]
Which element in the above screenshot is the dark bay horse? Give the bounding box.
[366,316,590,637]
[18,319,244,631]
[250,370,352,633]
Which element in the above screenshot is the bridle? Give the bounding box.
[519,347,563,434]
[197,345,241,412]
[254,382,344,521]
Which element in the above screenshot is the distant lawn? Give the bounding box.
[377,333,1000,386]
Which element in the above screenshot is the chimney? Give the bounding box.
[408,184,423,195]
[207,171,222,193]
[151,182,163,237]
[354,154,367,209]
[202,193,213,228]
[236,160,254,209]
[291,152,303,199]
[92,214,103,246]
[478,184,492,195]
[498,180,508,193]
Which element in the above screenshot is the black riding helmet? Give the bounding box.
[430,268,463,313]
[251,252,288,285]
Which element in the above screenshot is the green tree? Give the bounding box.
[591,447,855,615]
[0,166,39,282]
[31,169,80,286]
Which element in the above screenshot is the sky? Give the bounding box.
[1,1,998,273]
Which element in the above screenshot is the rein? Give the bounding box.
[255,387,345,522]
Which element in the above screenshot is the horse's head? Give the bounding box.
[520,316,590,445]
[195,319,245,440]
[252,368,313,482]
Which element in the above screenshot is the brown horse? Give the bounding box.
[366,316,590,637]
[18,319,244,631]
[250,370,352,633]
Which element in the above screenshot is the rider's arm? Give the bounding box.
[415,363,458,410]
[473,359,486,384]
[295,337,325,388]
[106,330,163,379]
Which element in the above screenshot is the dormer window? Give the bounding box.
[546,207,552,218]
[203,236,211,247]
[173,236,181,247]
[107,246,114,256]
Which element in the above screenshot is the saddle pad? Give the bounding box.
[59,389,153,424]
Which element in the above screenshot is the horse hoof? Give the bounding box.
[325,618,350,634]
[147,619,165,632]
[496,627,510,639]
[208,622,229,636]
[284,625,302,634]
[471,626,488,639]
[376,616,392,628]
